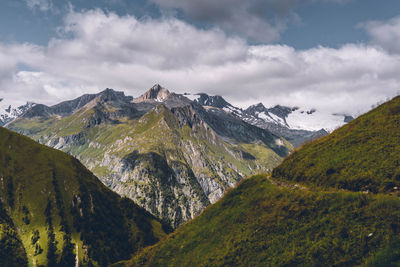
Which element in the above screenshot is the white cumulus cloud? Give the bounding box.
[360,16,400,54]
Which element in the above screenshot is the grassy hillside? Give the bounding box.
[0,127,168,267]
[116,174,400,266]
[272,96,400,193]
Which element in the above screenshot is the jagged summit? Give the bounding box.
[183,92,231,108]
[134,84,171,103]
[194,93,231,109]
[245,103,292,119]
[250,102,266,108]
[133,84,192,111]
[94,88,133,104]
[245,102,267,114]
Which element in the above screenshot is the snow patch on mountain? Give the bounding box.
[183,93,201,102]
[286,108,349,132]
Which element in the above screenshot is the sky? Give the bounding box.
[1,0,400,115]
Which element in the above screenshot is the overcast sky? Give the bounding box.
[1,0,400,115]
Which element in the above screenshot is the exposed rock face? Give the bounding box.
[8,85,290,228]
[134,84,171,102]
[344,115,354,122]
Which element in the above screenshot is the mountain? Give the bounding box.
[0,127,168,266]
[185,93,352,146]
[117,97,400,266]
[7,85,292,228]
[0,99,35,126]
[272,95,400,193]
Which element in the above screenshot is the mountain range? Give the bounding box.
[6,85,289,227]
[5,85,352,228]
[184,92,352,146]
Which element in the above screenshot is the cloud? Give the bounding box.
[360,16,400,54]
[149,0,299,42]
[1,9,400,116]
[148,0,354,42]
[25,0,53,12]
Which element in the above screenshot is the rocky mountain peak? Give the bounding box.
[245,103,267,114]
[195,93,231,109]
[134,84,171,103]
[96,88,133,103]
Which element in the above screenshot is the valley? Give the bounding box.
[114,94,400,266]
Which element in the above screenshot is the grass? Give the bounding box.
[115,174,400,266]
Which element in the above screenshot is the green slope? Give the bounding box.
[0,127,168,267]
[117,175,400,266]
[272,95,400,193]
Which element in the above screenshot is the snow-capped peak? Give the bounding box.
[0,99,35,126]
